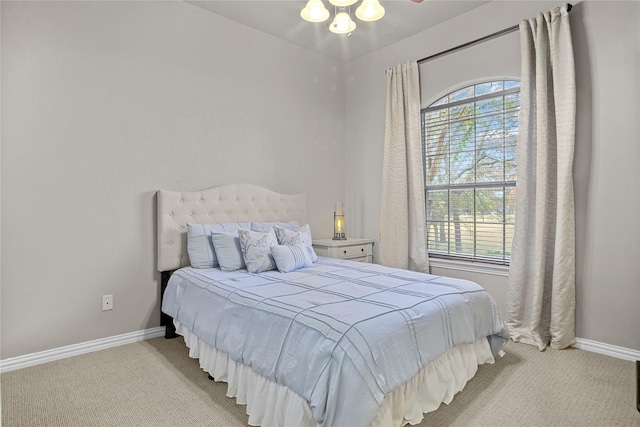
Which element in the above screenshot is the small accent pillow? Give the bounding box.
[187,222,250,268]
[238,227,278,273]
[274,224,318,262]
[271,244,313,273]
[250,221,300,232]
[210,232,246,272]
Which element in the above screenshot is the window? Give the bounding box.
[421,80,520,265]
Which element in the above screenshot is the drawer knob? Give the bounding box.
[344,250,347,254]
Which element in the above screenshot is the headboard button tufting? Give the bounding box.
[156,184,306,273]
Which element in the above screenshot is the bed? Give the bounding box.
[157,183,506,427]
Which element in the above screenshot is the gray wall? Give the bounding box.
[2,0,639,360]
[1,1,346,359]
[345,0,640,351]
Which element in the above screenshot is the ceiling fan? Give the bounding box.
[301,0,425,35]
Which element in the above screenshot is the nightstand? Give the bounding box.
[312,238,374,263]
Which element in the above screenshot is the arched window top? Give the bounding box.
[429,80,521,108]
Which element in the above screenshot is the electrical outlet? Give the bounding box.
[102,294,113,311]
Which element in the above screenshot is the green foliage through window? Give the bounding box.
[422,80,519,265]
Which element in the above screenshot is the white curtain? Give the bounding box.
[507,5,576,350]
[379,62,429,273]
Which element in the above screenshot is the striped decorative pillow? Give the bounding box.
[271,244,313,273]
[274,224,318,262]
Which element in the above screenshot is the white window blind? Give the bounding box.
[422,80,520,265]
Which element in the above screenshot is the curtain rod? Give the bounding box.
[417,3,572,65]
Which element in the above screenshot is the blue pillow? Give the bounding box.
[271,244,313,273]
[210,232,246,272]
[187,223,250,268]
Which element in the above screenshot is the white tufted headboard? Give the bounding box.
[157,183,306,272]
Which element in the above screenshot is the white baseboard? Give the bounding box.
[573,338,640,362]
[0,326,165,373]
[1,329,637,374]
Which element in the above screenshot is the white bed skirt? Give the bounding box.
[174,321,496,427]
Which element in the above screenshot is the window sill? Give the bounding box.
[428,257,510,277]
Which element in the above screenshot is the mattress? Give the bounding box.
[162,257,506,427]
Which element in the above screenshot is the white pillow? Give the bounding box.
[274,224,318,262]
[271,244,313,273]
[250,221,300,232]
[238,228,278,273]
[210,232,246,272]
[187,222,250,268]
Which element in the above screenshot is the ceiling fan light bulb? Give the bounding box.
[355,0,385,22]
[329,12,357,34]
[301,0,330,23]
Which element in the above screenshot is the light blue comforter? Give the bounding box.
[162,257,505,427]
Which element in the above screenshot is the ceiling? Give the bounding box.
[186,1,490,62]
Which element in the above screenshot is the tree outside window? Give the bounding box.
[422,80,519,265]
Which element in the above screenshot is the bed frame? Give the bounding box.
[156,183,307,338]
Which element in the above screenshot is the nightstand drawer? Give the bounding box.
[312,238,374,263]
[338,244,369,258]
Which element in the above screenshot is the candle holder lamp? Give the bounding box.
[333,202,346,240]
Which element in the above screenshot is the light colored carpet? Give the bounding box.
[2,337,638,426]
